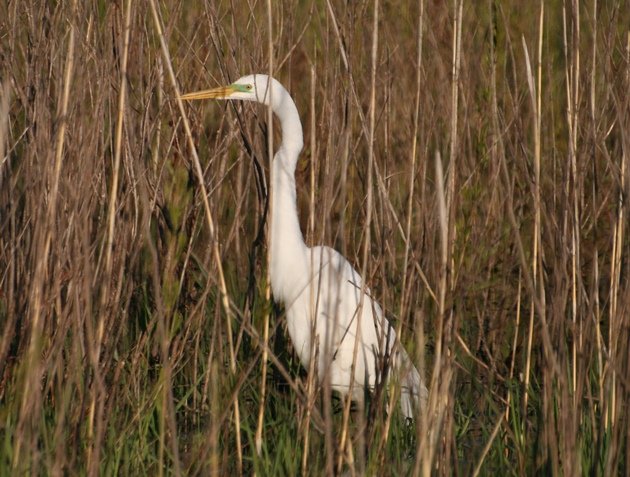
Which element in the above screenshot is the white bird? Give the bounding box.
[181,74,427,419]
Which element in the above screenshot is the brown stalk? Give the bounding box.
[147,0,242,472]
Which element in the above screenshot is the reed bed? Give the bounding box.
[1,0,629,475]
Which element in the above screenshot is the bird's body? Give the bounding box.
[181,74,427,418]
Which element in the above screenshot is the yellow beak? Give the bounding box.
[179,85,236,101]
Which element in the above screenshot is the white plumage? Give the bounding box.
[181,74,428,418]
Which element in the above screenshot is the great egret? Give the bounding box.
[181,74,427,419]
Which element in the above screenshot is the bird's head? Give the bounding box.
[180,74,276,107]
[180,73,303,154]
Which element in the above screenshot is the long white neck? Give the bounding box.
[269,90,307,304]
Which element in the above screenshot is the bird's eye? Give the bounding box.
[246,84,253,90]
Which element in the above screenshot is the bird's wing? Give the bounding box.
[307,246,427,418]
[307,246,393,366]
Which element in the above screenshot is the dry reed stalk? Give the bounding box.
[603,28,629,475]
[147,0,236,369]
[140,174,180,477]
[423,2,461,474]
[254,0,275,461]
[14,5,76,470]
[2,1,630,474]
[0,81,12,377]
[400,0,425,328]
[86,2,134,476]
[565,0,581,406]
[0,82,9,179]
[520,1,544,447]
[418,151,449,477]
[147,1,242,472]
[379,0,427,466]
[337,1,379,474]
[588,2,607,432]
[301,64,318,476]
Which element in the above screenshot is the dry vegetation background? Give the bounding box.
[1,0,629,475]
